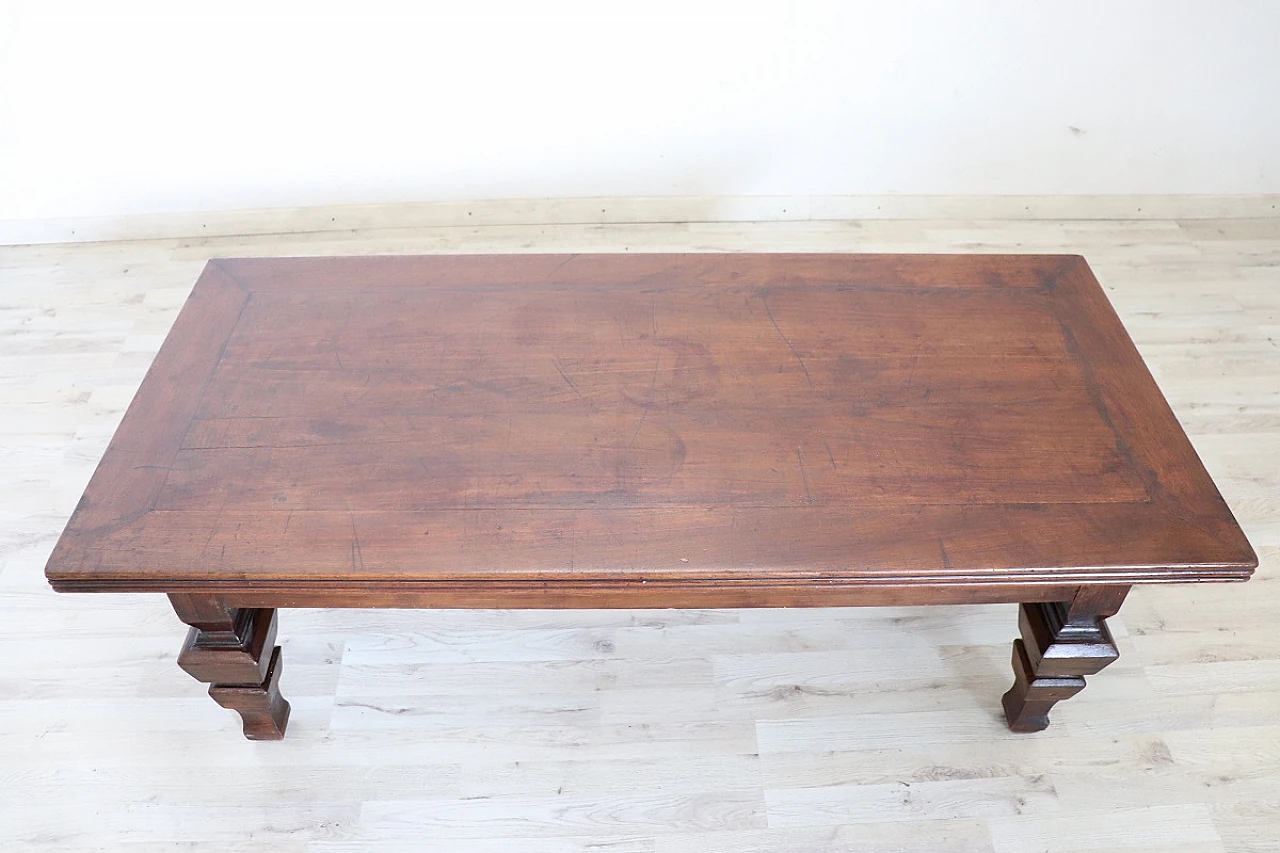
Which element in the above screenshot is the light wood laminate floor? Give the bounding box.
[1,207,1277,852]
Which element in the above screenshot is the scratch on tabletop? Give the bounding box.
[628,350,662,449]
[351,515,366,571]
[761,288,814,386]
[905,340,923,392]
[553,357,584,398]
[796,446,814,504]
[202,496,229,562]
[545,254,580,279]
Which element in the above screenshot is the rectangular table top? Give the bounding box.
[45,254,1256,595]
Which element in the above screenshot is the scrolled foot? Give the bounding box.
[210,645,291,740]
[1002,593,1121,732]
[1002,638,1085,732]
[170,596,293,741]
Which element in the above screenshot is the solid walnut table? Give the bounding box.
[45,254,1256,739]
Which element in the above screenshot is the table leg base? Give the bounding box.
[209,645,291,740]
[1002,638,1087,732]
[1001,597,1120,732]
[171,597,293,740]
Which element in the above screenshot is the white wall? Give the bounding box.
[2,0,1278,221]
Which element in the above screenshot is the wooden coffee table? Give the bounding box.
[45,254,1256,739]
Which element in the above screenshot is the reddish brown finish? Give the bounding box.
[209,647,290,741]
[1002,586,1126,732]
[43,254,1256,737]
[172,594,290,739]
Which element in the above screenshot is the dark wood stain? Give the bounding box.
[43,253,1256,737]
[45,253,1256,594]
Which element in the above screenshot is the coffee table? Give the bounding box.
[45,254,1256,739]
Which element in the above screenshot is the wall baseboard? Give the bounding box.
[2,195,1278,247]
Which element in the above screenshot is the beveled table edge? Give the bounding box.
[44,253,1258,592]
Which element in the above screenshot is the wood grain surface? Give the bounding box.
[3,206,1276,849]
[44,253,1253,598]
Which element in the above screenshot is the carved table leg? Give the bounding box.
[169,594,291,740]
[1002,586,1126,732]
